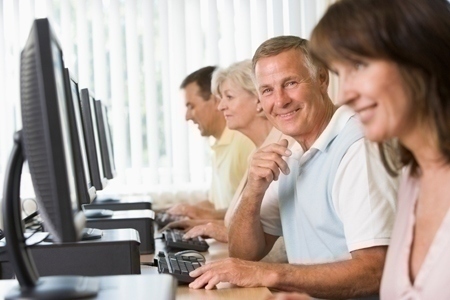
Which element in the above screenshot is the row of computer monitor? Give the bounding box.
[66,68,116,205]
[2,18,131,298]
[9,16,169,297]
[17,18,116,244]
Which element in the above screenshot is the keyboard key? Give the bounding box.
[179,262,189,275]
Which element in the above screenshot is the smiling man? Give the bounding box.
[166,66,254,219]
[188,37,398,299]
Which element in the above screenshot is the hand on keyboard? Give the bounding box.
[155,212,186,228]
[188,257,263,290]
[155,250,205,284]
[159,218,213,232]
[183,222,228,243]
[163,229,209,252]
[165,203,218,220]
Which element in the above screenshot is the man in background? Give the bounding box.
[166,66,254,219]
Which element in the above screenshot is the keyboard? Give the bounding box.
[163,229,209,252]
[155,250,204,283]
[155,212,185,228]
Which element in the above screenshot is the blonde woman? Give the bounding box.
[167,60,291,262]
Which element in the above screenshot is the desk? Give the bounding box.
[0,233,272,299]
[141,238,272,300]
[0,275,176,299]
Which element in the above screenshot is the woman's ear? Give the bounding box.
[256,99,263,112]
[318,67,329,93]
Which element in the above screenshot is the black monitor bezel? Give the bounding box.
[63,68,97,205]
[79,88,108,191]
[94,100,117,180]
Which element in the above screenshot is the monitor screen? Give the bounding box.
[64,68,97,205]
[94,100,117,180]
[80,88,108,191]
[20,18,85,243]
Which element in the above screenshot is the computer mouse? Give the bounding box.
[174,250,206,262]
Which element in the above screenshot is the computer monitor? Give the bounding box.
[21,22,84,243]
[80,88,108,191]
[2,18,98,298]
[94,100,117,180]
[63,68,97,205]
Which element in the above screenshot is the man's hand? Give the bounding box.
[246,139,291,197]
[266,293,311,300]
[189,258,269,290]
[183,222,228,243]
[160,219,210,231]
[227,140,290,260]
[166,203,218,219]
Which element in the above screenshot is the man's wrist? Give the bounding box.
[261,265,281,287]
[241,186,266,208]
[211,209,226,219]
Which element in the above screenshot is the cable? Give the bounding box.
[24,217,43,231]
[23,210,39,224]
[0,224,45,255]
[24,223,44,245]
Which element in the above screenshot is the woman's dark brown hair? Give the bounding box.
[309,0,450,176]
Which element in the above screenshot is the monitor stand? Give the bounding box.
[5,277,99,300]
[2,131,99,299]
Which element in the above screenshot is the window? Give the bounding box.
[0,0,334,212]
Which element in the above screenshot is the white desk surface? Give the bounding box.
[0,238,271,300]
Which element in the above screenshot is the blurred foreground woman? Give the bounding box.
[310,0,450,298]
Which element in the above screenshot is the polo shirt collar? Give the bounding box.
[311,105,355,153]
[290,105,355,165]
[212,126,234,149]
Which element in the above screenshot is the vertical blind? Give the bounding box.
[0,0,336,201]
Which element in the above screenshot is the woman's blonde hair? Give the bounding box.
[211,59,257,99]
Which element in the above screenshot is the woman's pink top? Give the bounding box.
[381,171,450,299]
